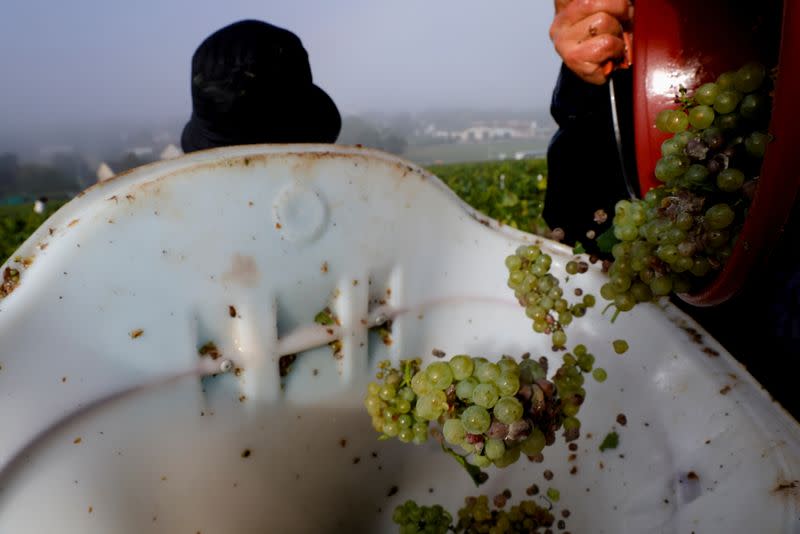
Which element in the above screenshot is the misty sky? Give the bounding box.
[0,0,560,129]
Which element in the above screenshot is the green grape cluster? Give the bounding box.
[366,349,599,470]
[454,495,555,533]
[392,500,453,534]
[604,62,772,311]
[365,359,431,444]
[505,244,596,348]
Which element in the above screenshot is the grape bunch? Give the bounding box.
[392,494,558,534]
[365,359,432,445]
[505,244,596,348]
[602,62,773,312]
[393,500,453,534]
[365,348,604,471]
[454,494,556,534]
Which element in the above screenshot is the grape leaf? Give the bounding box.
[599,431,619,452]
[441,444,488,486]
[595,228,619,253]
[572,241,586,254]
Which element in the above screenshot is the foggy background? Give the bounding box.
[0,0,562,197]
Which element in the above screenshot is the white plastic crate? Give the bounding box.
[0,145,797,533]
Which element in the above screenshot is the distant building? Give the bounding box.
[97,163,115,182]
[127,147,154,158]
[160,144,183,160]
[33,198,47,214]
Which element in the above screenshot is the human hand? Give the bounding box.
[550,0,633,85]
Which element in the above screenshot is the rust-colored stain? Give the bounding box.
[198,342,222,360]
[1,267,21,298]
[125,194,135,202]
[229,305,237,318]
[222,254,260,288]
[773,480,799,502]
[73,437,82,444]
[38,242,48,251]
[68,219,80,227]
[129,328,144,339]
[275,222,282,229]
[720,385,732,395]
[321,261,328,273]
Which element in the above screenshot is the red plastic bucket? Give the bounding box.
[632,0,800,305]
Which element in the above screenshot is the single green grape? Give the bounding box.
[520,428,546,456]
[614,292,635,312]
[717,168,745,192]
[546,488,561,502]
[484,438,506,460]
[592,368,608,382]
[716,71,737,90]
[461,405,491,434]
[497,357,520,376]
[684,164,709,186]
[745,131,769,157]
[493,396,524,425]
[694,82,720,106]
[705,204,735,230]
[688,105,715,129]
[660,138,682,157]
[519,359,545,383]
[415,390,446,420]
[411,371,433,396]
[474,361,501,383]
[379,383,397,401]
[714,90,741,114]
[650,276,673,296]
[443,418,467,445]
[493,445,521,468]
[426,361,454,390]
[552,330,567,347]
[472,383,500,408]
[383,420,400,437]
[565,261,579,275]
[612,339,629,354]
[494,372,521,396]
[739,93,768,121]
[655,109,674,132]
[398,428,414,443]
[734,62,766,93]
[563,417,581,431]
[666,110,690,133]
[505,254,522,271]
[395,399,412,414]
[455,376,478,401]
[448,355,474,381]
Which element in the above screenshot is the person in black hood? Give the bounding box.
[181,19,341,154]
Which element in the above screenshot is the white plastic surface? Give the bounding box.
[0,145,798,533]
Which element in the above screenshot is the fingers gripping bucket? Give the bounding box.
[0,146,798,533]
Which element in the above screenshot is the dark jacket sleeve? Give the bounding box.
[544,63,637,251]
